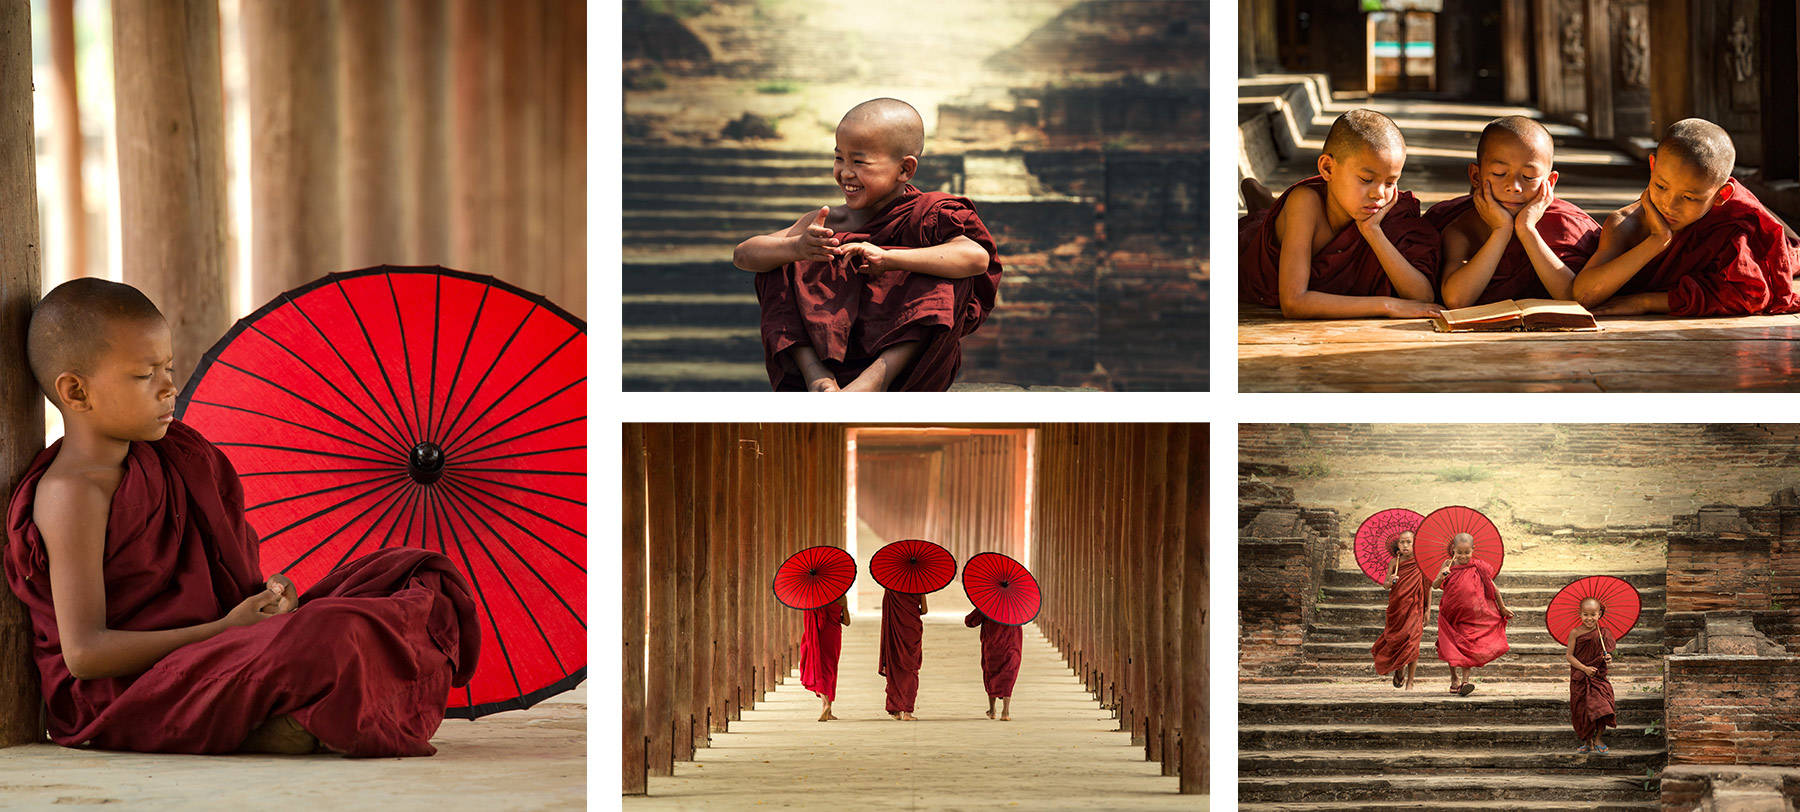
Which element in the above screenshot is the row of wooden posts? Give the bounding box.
[855,431,1032,567]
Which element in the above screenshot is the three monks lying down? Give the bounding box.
[1240,110,1800,318]
[5,279,479,757]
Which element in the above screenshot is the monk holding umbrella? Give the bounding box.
[871,539,956,721]
[961,552,1039,721]
[773,545,858,722]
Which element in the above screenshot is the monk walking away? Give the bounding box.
[4,279,480,757]
[1432,533,1513,696]
[1566,597,1617,754]
[734,97,1004,391]
[1238,108,1443,319]
[1427,116,1600,308]
[878,588,926,720]
[963,608,1022,720]
[1572,118,1800,316]
[801,594,850,721]
[1370,530,1426,690]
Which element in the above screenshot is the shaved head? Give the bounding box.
[1452,533,1474,551]
[1477,115,1554,164]
[27,278,166,403]
[1658,118,1736,188]
[1323,109,1405,162]
[839,97,925,159]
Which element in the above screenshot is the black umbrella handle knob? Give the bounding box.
[410,441,446,484]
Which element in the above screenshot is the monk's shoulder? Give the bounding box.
[1271,183,1324,238]
[31,468,117,547]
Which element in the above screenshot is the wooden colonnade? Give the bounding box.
[622,424,849,796]
[854,430,1030,566]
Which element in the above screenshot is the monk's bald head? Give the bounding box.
[838,98,925,160]
[1451,533,1475,552]
[27,278,166,403]
[1477,116,1554,165]
[1323,109,1405,163]
[1657,118,1735,189]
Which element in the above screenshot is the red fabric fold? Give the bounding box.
[1371,557,1427,674]
[963,609,1022,699]
[754,185,1003,391]
[1423,194,1601,304]
[1238,175,1442,307]
[800,603,844,702]
[1435,559,1509,668]
[877,590,923,713]
[1570,627,1617,741]
[1616,180,1800,315]
[4,420,479,757]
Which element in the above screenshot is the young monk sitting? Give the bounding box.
[800,594,850,721]
[734,97,1003,391]
[4,278,479,756]
[1427,115,1600,308]
[1566,597,1617,754]
[1239,108,1443,319]
[877,588,926,720]
[1432,533,1513,696]
[1571,118,1800,316]
[962,607,1022,720]
[1371,530,1426,690]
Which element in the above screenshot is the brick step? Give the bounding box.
[1240,723,1665,751]
[621,361,768,392]
[622,192,828,214]
[625,230,784,247]
[1252,662,1664,682]
[624,145,818,161]
[1322,570,1664,589]
[1237,772,1658,804]
[1320,584,1667,605]
[626,211,815,234]
[622,259,744,295]
[1239,800,1656,811]
[1239,694,1662,726]
[1238,747,1665,776]
[624,174,844,199]
[622,155,829,178]
[621,326,762,364]
[1311,602,1666,627]
[1303,639,1663,661]
[622,292,760,326]
[1305,621,1666,643]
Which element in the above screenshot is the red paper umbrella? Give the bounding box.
[773,546,857,610]
[1414,505,1504,581]
[1545,575,1642,646]
[870,539,956,595]
[1353,508,1424,585]
[962,552,1041,626]
[175,266,586,719]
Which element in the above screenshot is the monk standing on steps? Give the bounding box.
[878,588,926,720]
[1566,597,1617,754]
[1432,533,1513,696]
[963,607,1022,720]
[1371,530,1427,690]
[800,594,849,721]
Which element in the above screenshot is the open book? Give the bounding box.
[1430,299,1599,332]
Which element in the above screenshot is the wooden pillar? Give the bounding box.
[644,424,676,775]
[496,0,541,293]
[1143,425,1168,763]
[1502,0,1533,104]
[338,0,403,269]
[245,0,341,303]
[1759,0,1799,182]
[689,426,714,746]
[710,424,732,732]
[1179,426,1209,795]
[47,0,83,286]
[672,425,697,761]
[622,425,647,795]
[112,0,229,387]
[537,0,566,310]
[559,0,586,317]
[1126,427,1147,743]
[448,0,498,276]
[1160,425,1189,778]
[759,424,776,695]
[1583,0,1614,139]
[0,0,45,746]
[398,0,450,264]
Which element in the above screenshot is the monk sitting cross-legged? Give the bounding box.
[963,607,1022,720]
[878,588,926,720]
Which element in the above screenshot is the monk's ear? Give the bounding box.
[898,155,918,182]
[1714,182,1734,206]
[1646,153,1656,173]
[1466,162,1480,189]
[55,372,90,412]
[1317,153,1335,180]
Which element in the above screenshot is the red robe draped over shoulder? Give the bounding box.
[4,420,480,757]
[1570,627,1617,742]
[1371,557,1427,675]
[1238,175,1442,308]
[1436,559,1509,668]
[1615,180,1800,315]
[1423,194,1601,304]
[755,185,1003,391]
[800,603,844,702]
[963,609,1022,699]
[877,590,923,713]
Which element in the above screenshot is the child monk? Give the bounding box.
[1370,530,1426,690]
[962,607,1022,720]
[800,594,850,721]
[1566,596,1617,754]
[4,278,479,756]
[1432,533,1513,696]
[1427,116,1601,307]
[1571,118,1800,316]
[877,588,926,720]
[734,97,1003,391]
[1238,108,1443,319]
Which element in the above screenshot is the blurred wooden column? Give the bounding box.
[560,0,586,316]
[1142,424,1168,763]
[112,0,229,387]
[338,0,403,269]
[671,425,697,761]
[48,0,83,286]
[497,0,543,295]
[689,428,714,749]
[0,0,45,748]
[1501,0,1532,105]
[398,0,450,265]
[448,0,498,279]
[622,425,647,795]
[1160,425,1190,778]
[710,424,734,731]
[1180,425,1209,795]
[245,0,342,303]
[644,424,676,775]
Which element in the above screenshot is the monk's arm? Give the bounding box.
[1440,224,1512,309]
[1514,224,1578,301]
[1564,634,1593,675]
[1359,223,1437,303]
[38,477,279,680]
[867,236,991,280]
[839,595,851,626]
[1383,559,1399,589]
[919,595,928,614]
[1572,211,1669,307]
[1276,189,1425,318]
[732,212,820,272]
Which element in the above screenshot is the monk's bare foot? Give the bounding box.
[240,714,318,755]
[825,712,838,721]
[1242,177,1277,214]
[900,712,917,721]
[819,711,831,722]
[839,371,885,392]
[1000,713,1010,721]
[986,709,996,720]
[889,712,902,720]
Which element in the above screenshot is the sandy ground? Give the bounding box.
[627,616,1199,810]
[0,682,586,810]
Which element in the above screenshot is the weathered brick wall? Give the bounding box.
[1665,656,1800,766]
[1237,471,1339,677]
[1666,505,1800,652]
[1660,765,1800,811]
[1240,424,1800,469]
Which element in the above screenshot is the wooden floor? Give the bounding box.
[1239,307,1800,392]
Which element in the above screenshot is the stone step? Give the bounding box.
[1310,602,1666,627]
[1305,620,1665,643]
[1322,570,1665,589]
[621,259,744,295]
[621,326,762,365]
[1237,773,1658,804]
[1320,584,1667,605]
[626,210,811,234]
[623,155,828,178]
[624,174,844,199]
[1254,661,1664,682]
[624,230,776,247]
[1238,747,1665,776]
[1239,800,1657,811]
[622,192,827,214]
[1240,723,1666,751]
[1303,639,1663,661]
[624,145,817,161]
[1239,694,1662,726]
[621,361,768,392]
[622,292,761,326]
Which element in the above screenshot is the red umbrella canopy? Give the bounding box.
[1546,575,1642,646]
[870,539,956,595]
[1414,505,1504,582]
[962,552,1041,626]
[176,266,586,719]
[1353,508,1424,585]
[773,546,857,610]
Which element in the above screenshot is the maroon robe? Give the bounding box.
[877,590,924,713]
[963,609,1022,699]
[1239,175,1442,308]
[3,420,479,757]
[1370,557,1426,675]
[1569,627,1617,741]
[754,185,1003,391]
[800,602,844,702]
[1423,193,1601,304]
[1614,180,1800,315]
[1436,559,1509,668]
